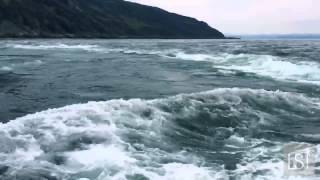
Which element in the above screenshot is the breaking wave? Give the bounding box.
[0,60,43,72]
[121,49,320,85]
[209,53,320,85]
[8,42,320,85]
[0,66,13,71]
[8,43,101,52]
[1,88,320,179]
[117,48,320,85]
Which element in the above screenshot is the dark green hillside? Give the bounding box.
[0,0,224,38]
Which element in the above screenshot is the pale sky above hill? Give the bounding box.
[128,0,320,34]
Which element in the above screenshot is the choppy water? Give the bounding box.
[0,39,320,180]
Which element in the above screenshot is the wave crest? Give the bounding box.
[8,43,101,52]
[0,88,319,179]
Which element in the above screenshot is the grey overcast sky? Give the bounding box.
[127,0,320,34]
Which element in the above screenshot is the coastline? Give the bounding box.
[0,35,229,40]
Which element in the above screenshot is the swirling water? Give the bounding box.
[0,39,320,180]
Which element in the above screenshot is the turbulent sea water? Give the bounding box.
[0,39,320,180]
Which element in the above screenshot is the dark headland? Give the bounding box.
[0,0,225,39]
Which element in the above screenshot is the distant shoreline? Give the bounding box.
[0,36,234,40]
[235,34,320,40]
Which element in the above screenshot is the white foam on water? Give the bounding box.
[173,52,213,61]
[212,53,320,85]
[66,144,136,168]
[234,158,320,180]
[126,48,320,85]
[159,163,223,180]
[140,49,320,85]
[0,60,43,71]
[9,43,101,52]
[6,42,320,85]
[0,66,13,71]
[12,143,43,162]
[23,59,43,66]
[0,88,319,179]
[8,43,170,56]
[111,48,164,56]
[106,48,183,58]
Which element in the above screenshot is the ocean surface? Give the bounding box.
[0,39,320,179]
